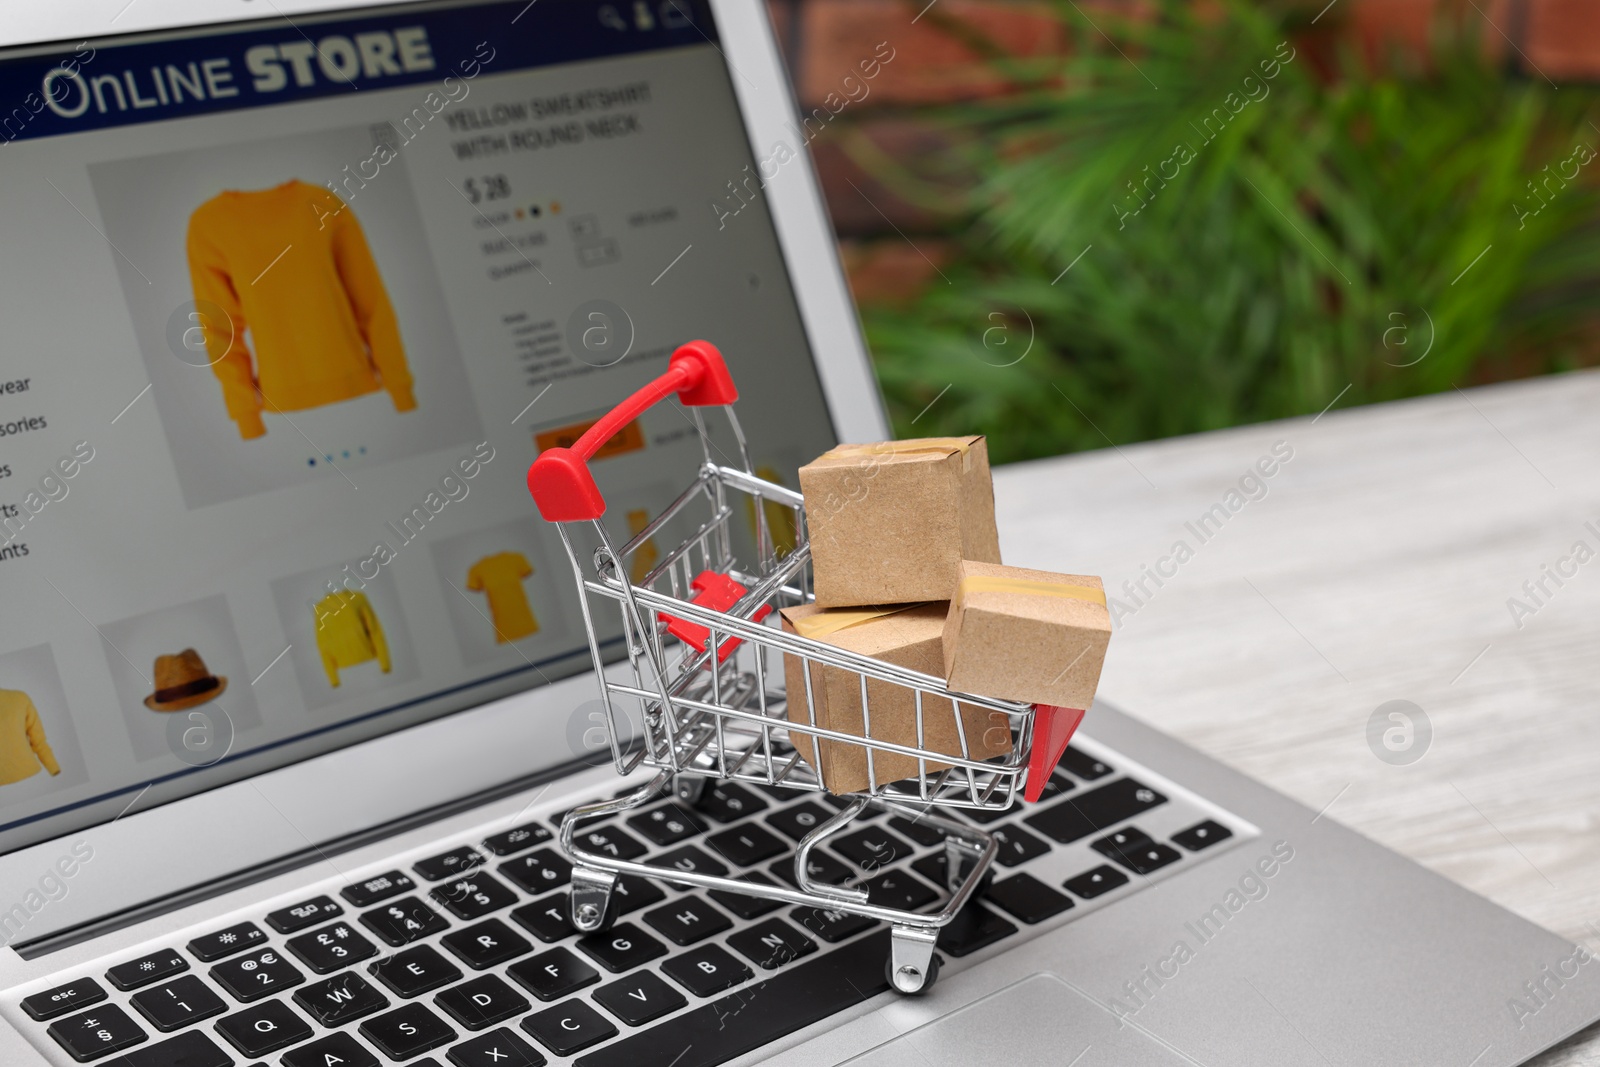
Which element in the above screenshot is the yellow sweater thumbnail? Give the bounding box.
[313,590,392,688]
[186,180,415,440]
[0,690,61,786]
[467,552,538,643]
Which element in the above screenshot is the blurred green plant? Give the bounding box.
[854,0,1600,464]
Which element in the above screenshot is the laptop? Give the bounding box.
[1,1,1597,1064]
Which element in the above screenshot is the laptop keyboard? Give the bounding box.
[11,738,1254,1067]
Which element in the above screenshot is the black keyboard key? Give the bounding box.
[694,781,767,823]
[1173,819,1233,852]
[821,794,881,818]
[511,895,574,943]
[985,873,1074,924]
[911,851,954,892]
[576,922,667,972]
[508,947,600,1001]
[611,874,667,914]
[48,1003,146,1062]
[962,803,1012,826]
[752,781,810,799]
[342,870,417,908]
[293,970,389,1026]
[593,970,688,1025]
[570,825,648,862]
[23,978,107,1020]
[1063,864,1129,899]
[360,1003,456,1059]
[522,1000,616,1057]
[792,905,877,943]
[107,951,188,992]
[706,823,787,867]
[214,1000,312,1058]
[107,1030,232,1067]
[861,870,938,911]
[432,872,519,921]
[518,875,663,939]
[210,947,304,1003]
[1024,777,1167,843]
[448,1028,545,1067]
[708,872,784,919]
[362,897,449,946]
[654,845,729,881]
[1036,771,1076,802]
[769,850,851,889]
[1093,825,1153,851]
[572,930,892,1067]
[626,803,707,847]
[265,895,344,935]
[728,918,816,970]
[435,975,529,1030]
[499,850,572,894]
[442,919,533,970]
[369,945,463,998]
[643,896,732,946]
[283,1032,381,1067]
[661,944,753,998]
[887,814,948,848]
[1059,747,1112,780]
[1099,839,1181,875]
[992,824,1051,867]
[831,827,915,870]
[187,923,267,962]
[416,847,485,882]
[129,976,226,1032]
[286,921,378,974]
[482,821,553,857]
[766,801,835,842]
[937,903,1017,958]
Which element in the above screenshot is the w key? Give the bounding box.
[210,947,304,1002]
[293,971,390,1026]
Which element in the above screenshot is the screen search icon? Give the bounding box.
[598,4,628,30]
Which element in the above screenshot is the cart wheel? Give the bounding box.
[886,952,942,995]
[674,775,706,806]
[570,887,619,934]
[569,870,621,934]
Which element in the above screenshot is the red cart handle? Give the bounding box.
[527,340,737,521]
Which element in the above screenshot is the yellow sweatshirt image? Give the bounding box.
[186,180,416,440]
[0,690,61,786]
[313,590,392,688]
[467,552,538,643]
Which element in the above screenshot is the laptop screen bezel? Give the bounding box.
[0,0,888,947]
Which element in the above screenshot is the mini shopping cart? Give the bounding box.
[526,341,1065,994]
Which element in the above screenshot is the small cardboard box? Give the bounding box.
[942,561,1111,710]
[780,602,1012,795]
[799,437,1001,607]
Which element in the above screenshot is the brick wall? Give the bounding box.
[766,0,1600,304]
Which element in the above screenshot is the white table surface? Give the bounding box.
[989,369,1600,1065]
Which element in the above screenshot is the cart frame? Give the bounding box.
[527,342,1040,993]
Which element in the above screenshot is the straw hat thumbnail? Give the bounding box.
[144,649,228,711]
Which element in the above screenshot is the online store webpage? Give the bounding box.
[0,0,837,854]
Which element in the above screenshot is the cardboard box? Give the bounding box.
[942,561,1111,709]
[799,437,1001,607]
[780,602,1013,794]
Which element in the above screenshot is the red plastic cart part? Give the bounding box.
[662,571,772,663]
[1025,705,1086,802]
[527,341,737,522]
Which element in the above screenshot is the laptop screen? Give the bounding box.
[0,0,838,855]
